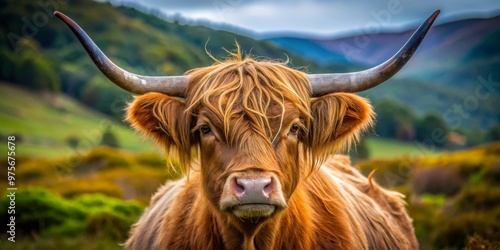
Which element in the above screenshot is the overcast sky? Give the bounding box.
[112,0,500,38]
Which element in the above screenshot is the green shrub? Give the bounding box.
[349,139,370,162]
[100,126,120,148]
[415,112,449,147]
[485,161,500,185]
[43,219,86,238]
[464,233,500,250]
[411,166,462,196]
[1,188,144,241]
[3,236,123,250]
[456,159,485,177]
[419,194,447,207]
[136,152,166,168]
[73,193,144,217]
[66,135,81,149]
[485,124,500,142]
[407,203,439,246]
[74,194,143,240]
[468,169,486,186]
[374,99,416,140]
[484,143,500,156]
[432,212,500,249]
[0,189,85,236]
[112,202,144,218]
[85,211,132,240]
[53,179,123,199]
[454,185,500,212]
[15,159,50,181]
[75,147,133,174]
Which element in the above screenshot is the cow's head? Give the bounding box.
[125,51,375,223]
[55,10,439,228]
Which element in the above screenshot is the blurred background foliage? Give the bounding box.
[0,0,498,249]
[358,143,500,249]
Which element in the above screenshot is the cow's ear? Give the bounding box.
[126,93,193,165]
[308,93,374,154]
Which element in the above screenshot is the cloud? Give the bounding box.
[116,0,500,37]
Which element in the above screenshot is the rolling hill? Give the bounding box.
[0,83,155,158]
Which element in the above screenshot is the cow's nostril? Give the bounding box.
[263,177,274,196]
[232,177,245,196]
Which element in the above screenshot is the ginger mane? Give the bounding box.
[185,48,312,145]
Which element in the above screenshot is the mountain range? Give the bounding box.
[266,15,500,80]
[266,15,500,129]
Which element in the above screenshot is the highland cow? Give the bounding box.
[55,10,440,249]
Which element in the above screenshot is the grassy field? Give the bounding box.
[0,83,155,158]
[364,137,438,159]
[1,142,497,250]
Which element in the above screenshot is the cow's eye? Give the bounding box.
[200,125,212,135]
[289,124,300,135]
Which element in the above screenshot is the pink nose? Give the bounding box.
[232,177,275,204]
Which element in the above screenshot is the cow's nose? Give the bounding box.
[232,177,274,204]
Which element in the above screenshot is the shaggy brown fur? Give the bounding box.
[124,50,417,249]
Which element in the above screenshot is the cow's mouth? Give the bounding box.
[232,204,276,218]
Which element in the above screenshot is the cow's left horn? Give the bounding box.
[308,10,440,97]
[54,11,188,97]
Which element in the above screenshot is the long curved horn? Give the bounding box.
[54,11,188,97]
[309,10,440,97]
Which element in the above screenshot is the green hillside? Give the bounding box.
[0,0,329,121]
[0,81,441,160]
[361,76,499,130]
[0,83,154,158]
[0,0,328,158]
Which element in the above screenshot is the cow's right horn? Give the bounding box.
[54,11,188,97]
[308,10,440,96]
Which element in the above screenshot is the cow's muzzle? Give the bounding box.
[220,172,287,219]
